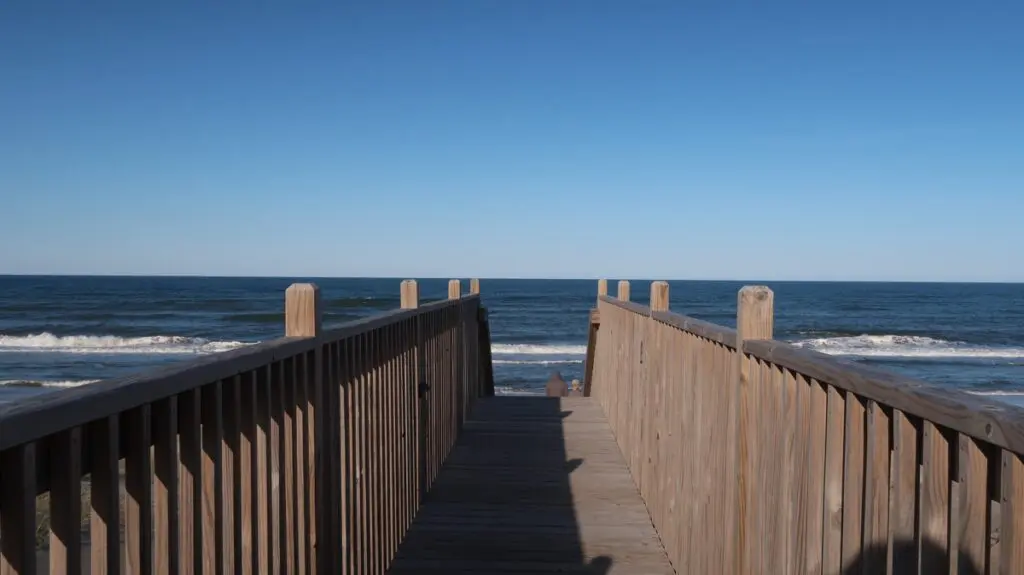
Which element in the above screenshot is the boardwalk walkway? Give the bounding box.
[388,397,674,574]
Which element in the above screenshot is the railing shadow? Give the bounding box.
[388,397,614,573]
[839,540,981,575]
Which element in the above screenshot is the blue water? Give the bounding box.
[2,277,1023,407]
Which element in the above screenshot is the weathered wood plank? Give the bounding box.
[389,397,673,574]
[126,405,153,575]
[921,421,950,573]
[49,428,82,575]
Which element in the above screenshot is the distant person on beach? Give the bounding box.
[545,371,568,397]
[568,379,583,397]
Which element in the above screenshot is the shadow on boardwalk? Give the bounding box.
[387,397,670,574]
[840,540,982,575]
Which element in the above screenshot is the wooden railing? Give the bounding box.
[0,279,494,575]
[589,280,1024,575]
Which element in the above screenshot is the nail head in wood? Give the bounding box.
[285,283,321,337]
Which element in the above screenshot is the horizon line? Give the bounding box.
[1,272,1022,285]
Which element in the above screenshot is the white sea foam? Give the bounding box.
[0,379,99,388]
[792,335,1024,359]
[491,344,587,356]
[0,333,250,355]
[492,359,584,366]
[967,390,1024,407]
[493,385,544,396]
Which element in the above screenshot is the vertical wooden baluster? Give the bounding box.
[154,397,179,575]
[920,421,950,573]
[293,356,308,575]
[270,363,283,575]
[309,343,321,575]
[1001,449,1024,571]
[347,336,358,572]
[89,414,121,575]
[325,343,340,575]
[891,410,919,574]
[802,379,827,574]
[339,339,352,574]
[357,333,368,573]
[821,385,845,574]
[49,427,83,575]
[863,400,891,573]
[126,404,154,575]
[282,358,296,575]
[0,443,36,575]
[390,322,400,562]
[201,381,224,575]
[255,366,271,575]
[841,394,866,571]
[956,433,987,574]
[368,329,380,574]
[331,342,343,574]
[179,389,203,575]
[224,375,241,575]
[240,372,257,575]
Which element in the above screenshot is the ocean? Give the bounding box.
[1,276,1023,408]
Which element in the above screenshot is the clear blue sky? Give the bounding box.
[2,2,1022,281]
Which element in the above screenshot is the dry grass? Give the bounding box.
[33,481,126,550]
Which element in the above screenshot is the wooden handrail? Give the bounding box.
[587,279,1024,574]
[0,279,493,575]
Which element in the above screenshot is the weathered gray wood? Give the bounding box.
[285,283,322,338]
[650,309,738,348]
[389,397,674,574]
[744,339,1024,456]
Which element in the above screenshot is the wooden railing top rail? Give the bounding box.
[595,283,1024,454]
[0,293,477,451]
[744,338,1024,453]
[597,294,739,348]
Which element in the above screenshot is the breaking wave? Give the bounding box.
[0,333,251,355]
[491,344,587,356]
[792,335,1024,359]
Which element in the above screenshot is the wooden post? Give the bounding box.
[401,280,419,309]
[734,285,774,575]
[285,284,322,337]
[448,280,461,300]
[584,280,605,398]
[650,281,670,312]
[285,283,326,570]
[617,280,630,302]
[469,279,480,295]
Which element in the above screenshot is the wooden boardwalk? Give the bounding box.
[388,397,674,574]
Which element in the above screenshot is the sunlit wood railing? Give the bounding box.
[0,279,494,575]
[589,279,1024,575]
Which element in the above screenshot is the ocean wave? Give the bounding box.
[0,379,99,388]
[492,359,584,366]
[493,385,543,396]
[793,334,1024,359]
[0,333,251,355]
[967,390,1024,397]
[491,344,587,356]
